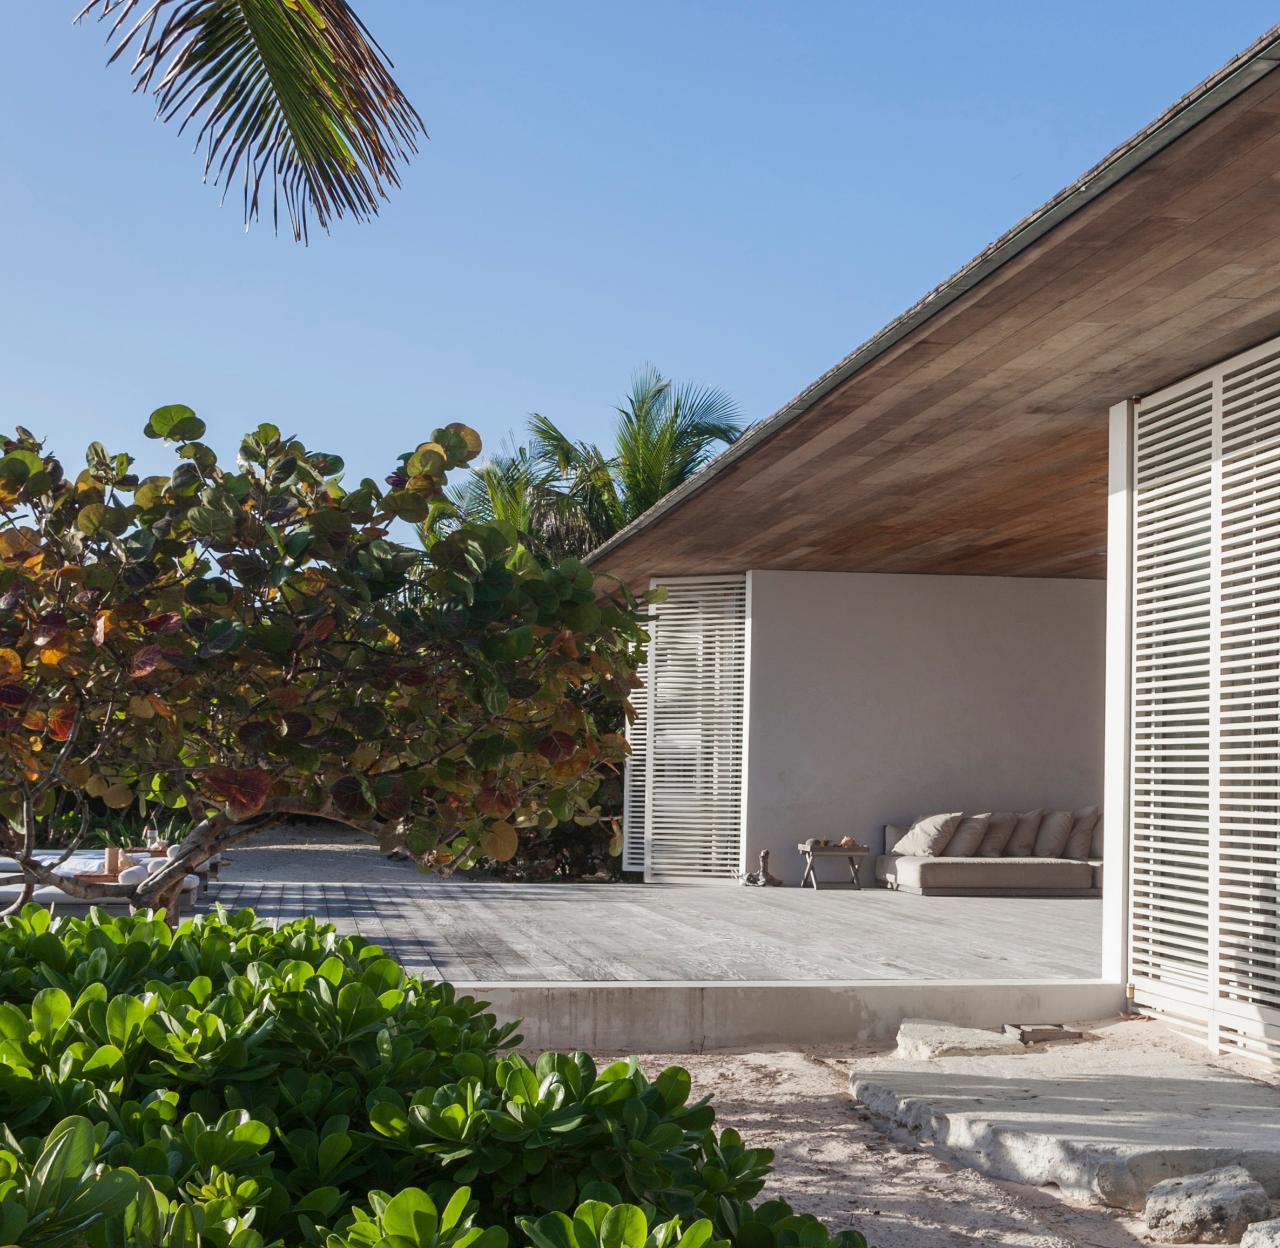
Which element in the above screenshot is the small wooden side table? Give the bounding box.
[797,843,871,890]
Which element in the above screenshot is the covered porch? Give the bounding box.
[585,29,1280,1061]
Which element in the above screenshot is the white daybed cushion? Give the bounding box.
[1004,810,1042,857]
[1064,806,1101,860]
[894,812,962,857]
[975,812,1018,857]
[1033,811,1075,858]
[946,814,990,857]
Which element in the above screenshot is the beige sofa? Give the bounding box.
[876,820,1102,897]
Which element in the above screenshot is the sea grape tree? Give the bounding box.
[0,409,644,911]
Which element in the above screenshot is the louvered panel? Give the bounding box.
[1216,346,1280,1025]
[1130,334,1280,1065]
[1130,376,1214,1005]
[620,620,651,873]
[643,576,748,882]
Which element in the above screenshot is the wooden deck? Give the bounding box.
[206,829,1101,984]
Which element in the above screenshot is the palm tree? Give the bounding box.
[432,441,597,565]
[529,366,745,546]
[79,0,423,241]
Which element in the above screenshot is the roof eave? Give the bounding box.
[586,23,1280,572]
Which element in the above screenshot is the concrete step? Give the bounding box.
[849,1020,1280,1211]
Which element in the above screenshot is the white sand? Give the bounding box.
[627,1047,1153,1248]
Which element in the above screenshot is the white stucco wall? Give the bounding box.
[744,571,1106,884]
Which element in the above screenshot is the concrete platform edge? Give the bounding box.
[467,978,1124,1052]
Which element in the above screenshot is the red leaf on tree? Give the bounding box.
[331,775,373,819]
[202,766,274,818]
[129,645,169,678]
[301,615,336,646]
[0,685,28,709]
[47,707,75,741]
[33,613,67,647]
[537,731,577,763]
[143,612,183,634]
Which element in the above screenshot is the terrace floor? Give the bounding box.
[205,826,1102,984]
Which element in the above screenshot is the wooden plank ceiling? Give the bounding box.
[590,60,1280,585]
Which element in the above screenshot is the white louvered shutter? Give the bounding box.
[643,576,748,882]
[1216,344,1280,1060]
[1131,377,1215,1036]
[621,627,650,873]
[1132,334,1280,1061]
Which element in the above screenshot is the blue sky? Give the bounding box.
[2,3,1277,487]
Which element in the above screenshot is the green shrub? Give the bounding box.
[0,906,868,1248]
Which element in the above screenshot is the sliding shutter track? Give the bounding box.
[643,576,747,882]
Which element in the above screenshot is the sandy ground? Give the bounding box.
[214,823,418,884]
[624,1047,1159,1248]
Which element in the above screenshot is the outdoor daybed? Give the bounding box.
[0,850,205,916]
[875,808,1102,897]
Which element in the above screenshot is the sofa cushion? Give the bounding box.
[876,854,1095,892]
[947,814,990,857]
[1033,810,1075,857]
[976,811,1018,858]
[1090,860,1104,890]
[1004,810,1042,857]
[1064,806,1100,860]
[1092,815,1104,859]
[895,812,962,857]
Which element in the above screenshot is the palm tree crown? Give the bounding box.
[530,366,745,547]
[428,368,744,566]
[80,0,423,241]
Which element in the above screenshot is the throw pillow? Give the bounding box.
[946,814,991,858]
[977,811,1018,857]
[1064,805,1100,860]
[895,812,962,857]
[1091,815,1104,860]
[1003,810,1042,857]
[1033,810,1075,858]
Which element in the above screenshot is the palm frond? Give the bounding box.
[79,0,425,241]
[612,367,744,521]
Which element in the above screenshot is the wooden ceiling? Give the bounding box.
[590,46,1280,586]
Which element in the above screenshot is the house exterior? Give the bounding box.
[589,25,1280,1064]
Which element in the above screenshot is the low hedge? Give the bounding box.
[0,906,868,1248]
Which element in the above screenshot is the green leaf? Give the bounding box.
[76,502,128,537]
[31,987,71,1038]
[145,404,206,442]
[198,619,247,657]
[600,1206,649,1248]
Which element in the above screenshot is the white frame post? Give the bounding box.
[1102,399,1134,987]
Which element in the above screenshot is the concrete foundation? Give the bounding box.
[849,1021,1280,1210]
[475,978,1124,1052]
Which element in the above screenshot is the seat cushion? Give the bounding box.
[895,812,962,856]
[947,814,990,857]
[877,854,1096,892]
[1089,860,1104,890]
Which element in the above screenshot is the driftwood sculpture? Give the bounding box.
[743,848,782,887]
